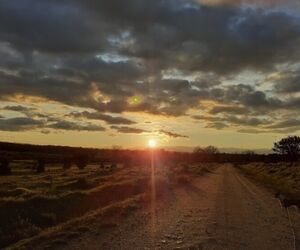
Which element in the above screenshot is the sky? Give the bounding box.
[0,0,300,150]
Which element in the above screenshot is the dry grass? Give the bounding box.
[0,160,218,248]
[0,162,145,248]
[237,162,300,199]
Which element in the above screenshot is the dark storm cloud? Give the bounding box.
[0,1,111,53]
[91,1,300,74]
[1,0,299,72]
[0,0,300,133]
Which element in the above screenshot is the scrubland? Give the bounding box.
[0,159,217,249]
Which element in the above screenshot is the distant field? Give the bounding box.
[0,159,217,249]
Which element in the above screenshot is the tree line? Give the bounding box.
[0,136,299,176]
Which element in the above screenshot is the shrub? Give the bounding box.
[0,158,11,176]
[111,163,117,170]
[36,158,45,173]
[99,162,105,169]
[75,177,90,189]
[63,157,72,170]
[180,163,189,173]
[74,154,88,169]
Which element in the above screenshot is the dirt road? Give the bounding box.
[29,165,300,250]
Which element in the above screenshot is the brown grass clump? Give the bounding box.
[238,162,300,200]
[175,175,192,185]
[0,172,149,248]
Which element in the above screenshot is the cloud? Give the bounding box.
[70,111,136,125]
[206,122,229,130]
[0,117,44,131]
[238,126,300,134]
[110,126,148,134]
[2,105,35,112]
[195,0,298,6]
[267,70,300,94]
[0,1,110,53]
[159,129,189,138]
[0,0,300,135]
[49,121,105,131]
[209,105,248,115]
[0,116,106,132]
[265,119,300,129]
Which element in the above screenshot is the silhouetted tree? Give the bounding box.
[204,146,219,154]
[273,136,300,161]
[193,146,219,154]
[193,146,203,154]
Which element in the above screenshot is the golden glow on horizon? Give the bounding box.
[148,139,157,148]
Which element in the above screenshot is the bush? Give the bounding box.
[63,157,72,170]
[111,163,117,170]
[36,159,45,173]
[0,158,11,176]
[99,162,105,169]
[75,178,90,189]
[74,155,88,169]
[180,163,189,173]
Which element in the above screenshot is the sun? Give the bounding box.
[148,139,157,148]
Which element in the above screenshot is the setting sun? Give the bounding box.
[148,139,157,148]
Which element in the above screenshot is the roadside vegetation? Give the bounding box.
[0,154,219,249]
[238,136,300,201]
[238,162,300,199]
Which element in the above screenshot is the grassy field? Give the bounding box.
[0,159,217,249]
[238,162,300,200]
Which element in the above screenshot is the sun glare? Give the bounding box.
[148,139,157,148]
